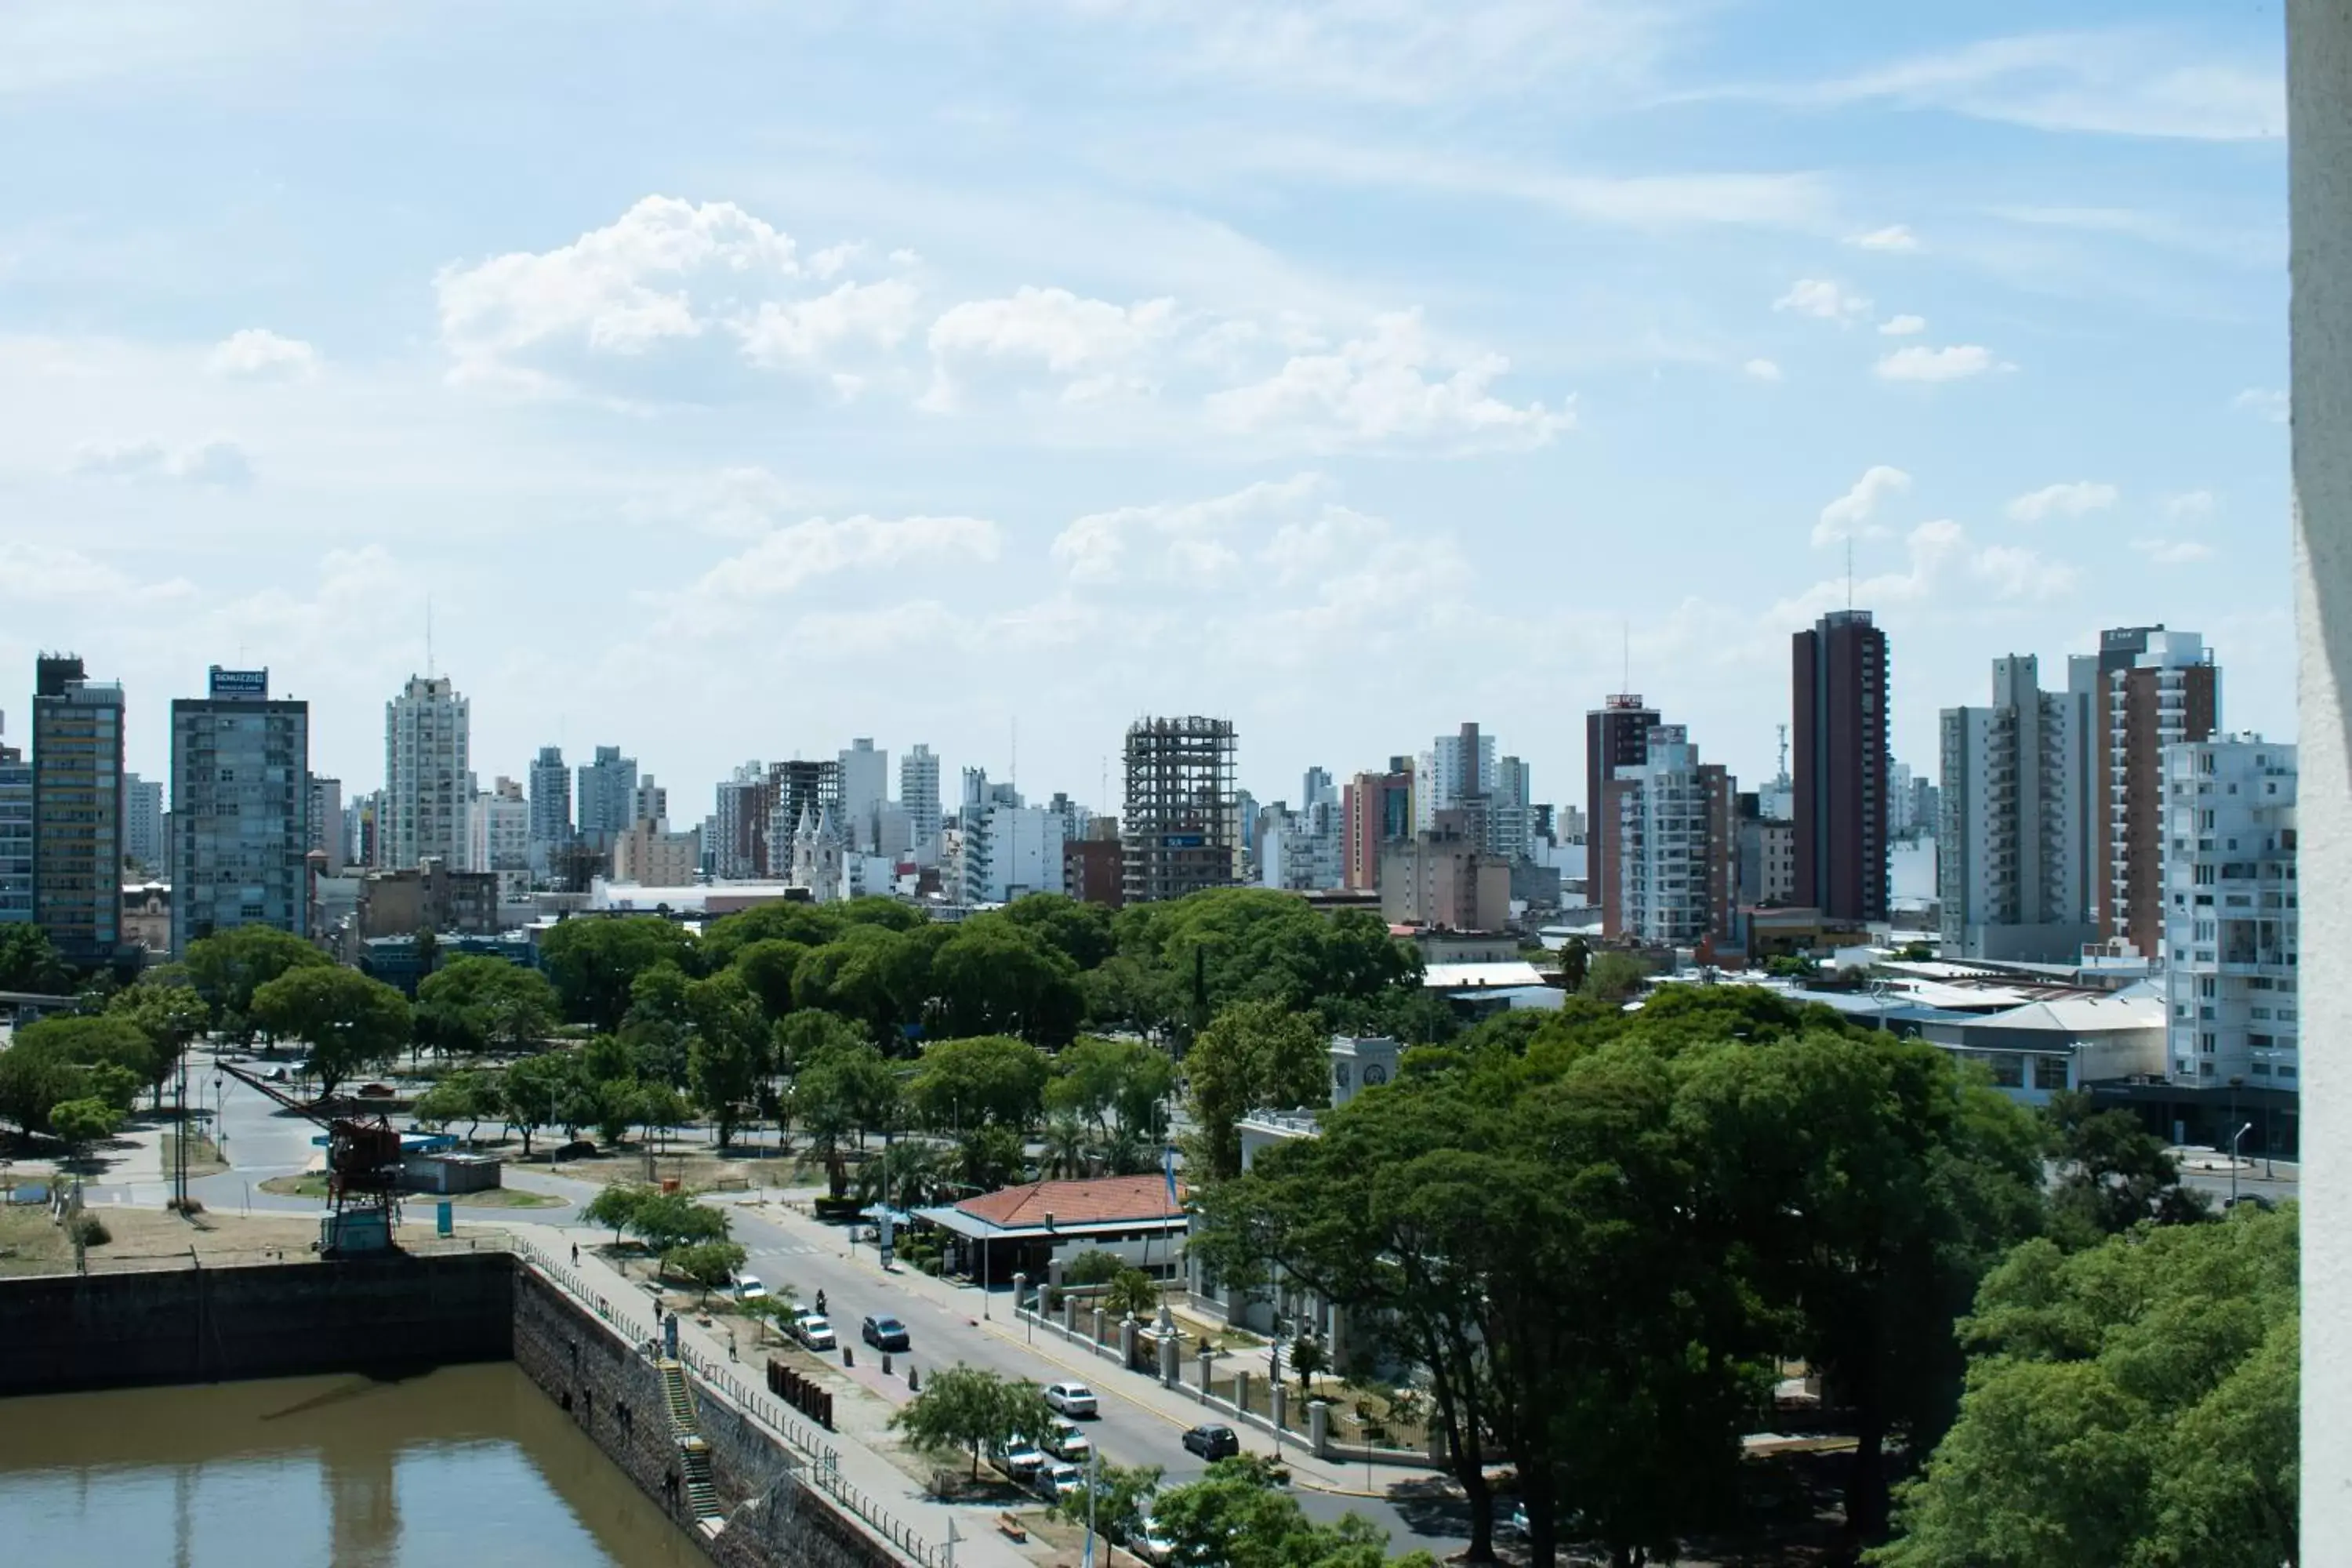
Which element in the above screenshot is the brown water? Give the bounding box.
[0,1363,710,1567]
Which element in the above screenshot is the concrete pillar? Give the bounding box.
[2295,2,2352,1550]
[1063,1294,1078,1334]
[1120,1317,1139,1370]
[1196,1346,1213,1404]
[1308,1399,1331,1459]
[1159,1332,1180,1388]
[1235,1370,1250,1417]
[1270,1381,1287,1434]
[1091,1306,1106,1348]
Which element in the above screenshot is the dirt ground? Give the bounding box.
[0,1204,327,1276]
[549,1145,819,1194]
[257,1174,562,1209]
[159,1131,230,1178]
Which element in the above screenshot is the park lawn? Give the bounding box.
[160,1131,230,1178]
[258,1174,564,1208]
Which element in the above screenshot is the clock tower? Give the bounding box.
[1327,1035,1400,1110]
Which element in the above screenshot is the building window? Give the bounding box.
[1987,1054,2024,1088]
[2032,1057,2070,1091]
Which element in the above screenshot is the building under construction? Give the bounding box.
[1121,716,1238,904]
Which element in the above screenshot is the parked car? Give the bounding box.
[734,1274,769,1302]
[862,1313,910,1351]
[1181,1424,1240,1461]
[995,1435,1045,1479]
[1134,1519,1178,1566]
[1038,1461,1084,1502]
[1043,1417,1091,1462]
[793,1313,837,1352]
[1044,1381,1099,1418]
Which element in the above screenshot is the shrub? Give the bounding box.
[68,1214,111,1247]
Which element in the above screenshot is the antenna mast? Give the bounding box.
[426,593,435,679]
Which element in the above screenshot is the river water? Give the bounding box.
[0,1363,709,1567]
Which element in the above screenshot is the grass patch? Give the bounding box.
[0,1205,73,1275]
[258,1174,563,1209]
[160,1131,230,1178]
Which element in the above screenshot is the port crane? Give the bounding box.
[216,1060,406,1256]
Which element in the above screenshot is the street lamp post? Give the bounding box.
[2230,1120,2255,1207]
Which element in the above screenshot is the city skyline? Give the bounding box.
[0,4,2290,810]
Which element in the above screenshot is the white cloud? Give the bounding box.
[1847,224,1922,252]
[2005,481,2118,523]
[1814,465,1912,547]
[1774,516,2074,624]
[0,541,192,604]
[206,328,320,380]
[1878,314,1926,336]
[69,435,254,486]
[1971,543,2078,597]
[2135,538,2216,565]
[2164,489,2216,521]
[922,286,1181,410]
[1875,344,2004,382]
[1709,31,2283,142]
[737,279,920,368]
[1773,278,1871,322]
[657,513,1001,636]
[1203,309,1572,452]
[2234,387,2288,423]
[1744,358,1783,382]
[1051,473,1322,586]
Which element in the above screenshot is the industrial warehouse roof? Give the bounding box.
[1970,994,2167,1035]
[916,1174,1189,1240]
[1422,960,1549,990]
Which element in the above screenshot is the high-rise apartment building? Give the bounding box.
[527,746,572,852]
[307,775,343,874]
[1613,725,1735,947]
[1416,724,1497,853]
[1792,610,1889,924]
[900,744,942,868]
[575,746,639,851]
[1588,694,1661,938]
[1938,655,2092,961]
[1341,761,1414,891]
[2082,628,2219,958]
[2161,737,2296,1090]
[465,777,533,900]
[0,716,31,926]
[712,761,768,879]
[840,739,887,852]
[32,655,126,965]
[122,772,165,874]
[764,760,842,876]
[961,803,1065,903]
[1490,755,1534,862]
[632,775,668,829]
[1380,809,1510,931]
[170,666,310,953]
[1735,793,1796,908]
[383,675,469,870]
[1122,715,1237,904]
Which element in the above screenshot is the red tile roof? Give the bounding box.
[955,1174,1188,1231]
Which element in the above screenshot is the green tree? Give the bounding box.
[1578,950,1649,1004]
[619,960,695,1088]
[0,923,72,993]
[732,938,813,1023]
[630,1081,690,1148]
[1152,1457,1434,1568]
[1105,1267,1160,1321]
[1287,1334,1327,1394]
[49,1095,122,1159]
[665,1239,749,1303]
[1046,1035,1175,1139]
[907,1034,1051,1134]
[700,900,848,969]
[793,923,928,1047]
[248,967,412,1098]
[182,926,333,1039]
[687,970,768,1149]
[2043,1091,2212,1243]
[889,1363,1058,1480]
[0,1035,84,1139]
[927,918,1085,1047]
[1185,999,1329,1180]
[630,1189,730,1253]
[1000,892,1117,970]
[583,1182,653,1244]
[1555,935,1592,995]
[1054,1459,1163,1544]
[954,1123,1025,1192]
[1111,889,1417,1038]
[540,916,699,1032]
[8,1014,160,1091]
[499,1050,569,1155]
[1064,1247,1124,1287]
[1040,1112,1091,1178]
[1875,1205,2297,1568]
[416,956,560,1058]
[108,982,211,1105]
[412,1069,499,1144]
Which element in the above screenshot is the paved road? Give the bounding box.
[665,1199,1479,1555]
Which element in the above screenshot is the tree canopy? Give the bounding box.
[249,967,412,1097]
[183,925,334,1037]
[416,956,561,1057]
[907,1033,1051,1133]
[1874,1204,2297,1568]
[889,1363,1058,1479]
[540,916,700,1032]
[1185,999,1330,1180]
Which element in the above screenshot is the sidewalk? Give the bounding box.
[723,1196,1449,1501]
[499,1218,1036,1568]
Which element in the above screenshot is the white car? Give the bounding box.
[734,1274,769,1302]
[1044,1381,1099,1418]
[1039,1460,1083,1501]
[1043,1417,1091,1462]
[793,1313,837,1351]
[996,1435,1045,1479]
[1134,1519,1178,1566]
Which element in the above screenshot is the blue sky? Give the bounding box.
[0,0,2291,821]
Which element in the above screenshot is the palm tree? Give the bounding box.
[1098,1126,1153,1177]
[1105,1267,1160,1321]
[1042,1113,1091,1180]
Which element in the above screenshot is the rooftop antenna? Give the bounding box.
[1621,621,1631,694]
[426,592,436,680]
[1777,723,1790,782]
[1010,717,1018,792]
[1846,537,1854,611]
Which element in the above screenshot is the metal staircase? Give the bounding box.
[659,1359,728,1536]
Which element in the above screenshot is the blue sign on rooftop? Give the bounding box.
[207,667,269,699]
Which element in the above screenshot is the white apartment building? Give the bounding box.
[383,675,470,869]
[961,803,1064,904]
[465,777,533,901]
[2162,736,2299,1089]
[1613,724,1733,946]
[1938,655,2092,961]
[900,743,942,866]
[123,772,165,873]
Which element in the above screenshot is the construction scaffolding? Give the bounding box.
[1121,716,1239,905]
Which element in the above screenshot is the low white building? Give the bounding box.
[2161,736,2299,1090]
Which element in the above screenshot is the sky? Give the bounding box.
[0,0,2292,823]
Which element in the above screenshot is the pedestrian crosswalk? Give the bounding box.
[744,1240,822,1261]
